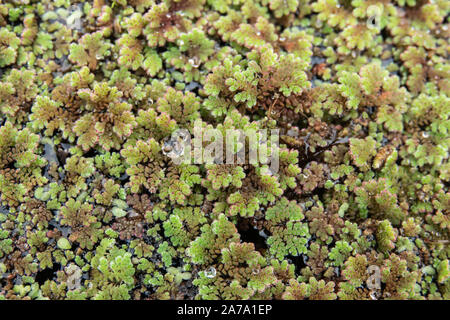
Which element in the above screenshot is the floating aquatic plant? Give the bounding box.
[0,0,448,301]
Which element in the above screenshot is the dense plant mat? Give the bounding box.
[0,0,449,300]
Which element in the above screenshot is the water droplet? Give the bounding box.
[252,268,260,275]
[280,37,286,41]
[256,31,261,36]
[205,267,216,278]
[422,131,429,138]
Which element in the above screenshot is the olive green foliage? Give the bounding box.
[0,0,448,301]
